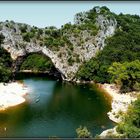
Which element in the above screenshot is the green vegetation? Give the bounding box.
[67,56,75,66]
[22,32,34,42]
[20,24,43,42]
[0,34,12,82]
[76,126,92,138]
[108,60,140,92]
[76,12,140,92]
[0,33,5,44]
[20,53,54,72]
[18,6,101,52]
[116,96,140,138]
[0,64,12,82]
[19,24,27,33]
[43,29,69,51]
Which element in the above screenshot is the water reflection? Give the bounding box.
[0,77,114,137]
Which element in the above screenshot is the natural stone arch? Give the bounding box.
[0,12,117,81]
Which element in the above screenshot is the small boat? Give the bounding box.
[35,98,40,103]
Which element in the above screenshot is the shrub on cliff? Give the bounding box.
[0,33,5,44]
[76,126,92,138]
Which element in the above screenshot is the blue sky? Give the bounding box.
[0,2,140,28]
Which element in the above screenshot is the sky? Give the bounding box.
[0,1,140,28]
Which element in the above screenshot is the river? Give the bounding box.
[0,75,114,138]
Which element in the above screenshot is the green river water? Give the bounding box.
[0,75,114,138]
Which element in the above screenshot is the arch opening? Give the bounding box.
[12,52,62,80]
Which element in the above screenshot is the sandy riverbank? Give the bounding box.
[99,83,140,138]
[0,82,28,111]
[101,83,139,123]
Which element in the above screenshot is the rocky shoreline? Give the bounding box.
[99,83,140,138]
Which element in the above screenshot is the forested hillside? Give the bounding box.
[0,34,12,82]
[0,6,140,89]
[76,13,140,92]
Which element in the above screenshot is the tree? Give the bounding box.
[0,64,12,82]
[116,96,140,138]
[19,24,27,33]
[20,53,54,72]
[22,32,31,42]
[76,126,92,138]
[0,33,12,82]
[0,33,5,44]
[108,60,140,92]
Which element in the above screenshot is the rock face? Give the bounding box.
[0,8,117,81]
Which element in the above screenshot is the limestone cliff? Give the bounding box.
[0,7,117,81]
